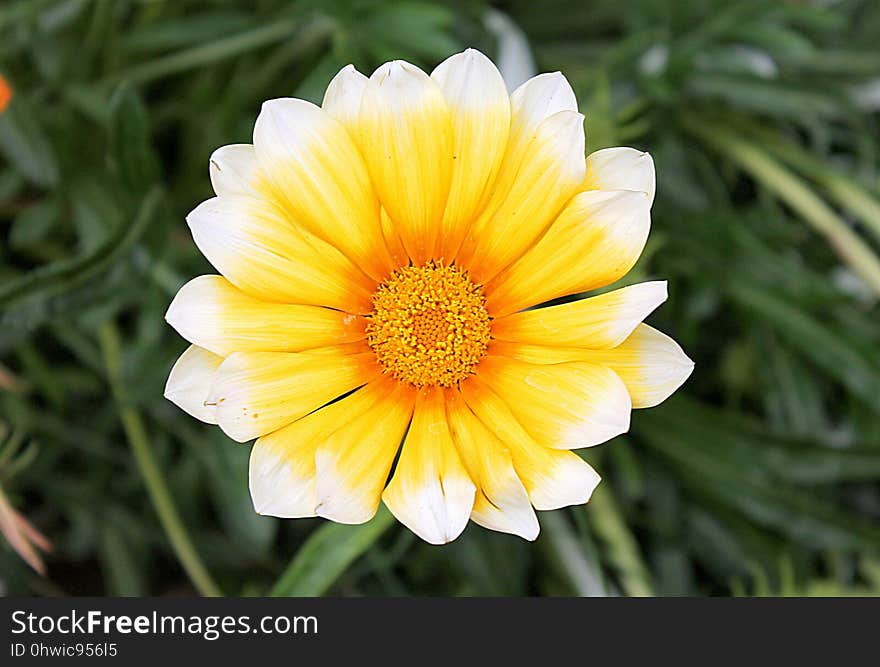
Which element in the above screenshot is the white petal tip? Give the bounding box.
[583,472,602,503]
[384,482,475,546]
[248,444,318,518]
[314,501,376,526]
[164,345,222,424]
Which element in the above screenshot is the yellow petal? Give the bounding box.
[382,386,475,544]
[248,385,378,518]
[467,71,577,223]
[486,189,651,316]
[431,49,510,259]
[164,345,223,424]
[314,379,414,524]
[492,281,667,349]
[321,64,368,137]
[584,147,655,204]
[209,144,263,197]
[186,195,373,313]
[358,60,454,264]
[252,98,391,280]
[457,109,586,283]
[166,275,365,357]
[445,390,538,540]
[451,71,578,278]
[461,378,601,510]
[381,206,409,268]
[491,324,694,409]
[478,355,631,449]
[209,348,376,442]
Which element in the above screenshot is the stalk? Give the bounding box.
[99,322,221,597]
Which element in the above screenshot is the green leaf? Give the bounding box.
[362,3,461,63]
[270,508,396,597]
[0,187,163,352]
[109,85,160,195]
[198,434,277,554]
[729,282,880,411]
[0,100,60,188]
[639,402,880,550]
[99,521,147,596]
[587,485,654,596]
[9,197,59,250]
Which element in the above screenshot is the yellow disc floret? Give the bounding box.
[366,261,491,387]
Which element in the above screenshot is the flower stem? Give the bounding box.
[99,322,221,597]
[687,119,880,297]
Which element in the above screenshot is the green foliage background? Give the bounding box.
[1,0,879,596]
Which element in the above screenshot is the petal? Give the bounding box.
[600,325,694,408]
[453,71,578,279]
[478,355,631,449]
[166,275,365,357]
[490,324,695,409]
[186,195,373,313]
[584,147,656,204]
[509,72,578,140]
[431,49,511,258]
[253,98,391,280]
[492,281,667,349]
[208,348,376,442]
[323,66,432,268]
[358,60,454,264]
[248,386,378,518]
[457,110,586,283]
[381,206,409,268]
[209,144,263,197]
[496,72,579,176]
[461,378,601,510]
[322,64,368,135]
[314,379,414,524]
[445,390,539,540]
[164,345,223,424]
[382,386,476,545]
[486,189,651,316]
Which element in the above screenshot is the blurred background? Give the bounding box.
[1,0,880,597]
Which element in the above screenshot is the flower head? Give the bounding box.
[165,49,693,544]
[0,74,12,113]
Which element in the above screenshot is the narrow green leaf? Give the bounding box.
[538,511,608,596]
[0,187,163,352]
[270,508,396,597]
[109,85,160,195]
[587,486,654,596]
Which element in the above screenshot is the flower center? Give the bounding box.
[366,261,491,388]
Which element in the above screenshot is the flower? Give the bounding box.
[164,49,693,544]
[0,74,12,113]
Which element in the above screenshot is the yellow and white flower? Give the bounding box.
[164,49,693,544]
